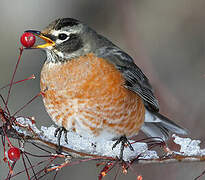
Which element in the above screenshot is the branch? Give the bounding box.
[1,116,205,164]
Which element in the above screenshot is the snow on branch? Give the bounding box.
[1,116,205,163]
[9,116,158,161]
[1,112,205,180]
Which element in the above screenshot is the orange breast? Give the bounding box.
[40,53,145,139]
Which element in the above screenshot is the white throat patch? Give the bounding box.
[54,49,64,59]
[46,50,58,63]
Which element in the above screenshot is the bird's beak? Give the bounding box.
[25,30,55,48]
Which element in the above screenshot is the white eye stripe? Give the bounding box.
[56,36,70,44]
[50,30,71,44]
[50,27,82,37]
[51,30,70,36]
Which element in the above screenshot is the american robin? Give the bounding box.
[26,18,187,156]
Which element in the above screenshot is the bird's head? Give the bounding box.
[26,18,98,63]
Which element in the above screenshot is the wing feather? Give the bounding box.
[96,47,159,112]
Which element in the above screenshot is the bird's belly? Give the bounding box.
[42,91,145,139]
[40,53,145,140]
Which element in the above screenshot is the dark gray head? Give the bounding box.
[27,18,104,63]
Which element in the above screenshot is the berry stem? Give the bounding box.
[0,74,35,91]
[1,125,13,147]
[12,92,41,116]
[5,47,24,114]
[1,135,7,161]
[22,153,31,180]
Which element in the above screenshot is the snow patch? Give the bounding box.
[173,134,205,156]
[13,117,159,161]
[41,125,158,161]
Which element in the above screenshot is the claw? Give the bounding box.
[112,135,134,160]
[54,127,68,153]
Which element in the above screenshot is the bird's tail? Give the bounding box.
[141,109,188,141]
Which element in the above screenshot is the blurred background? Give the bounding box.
[0,0,205,179]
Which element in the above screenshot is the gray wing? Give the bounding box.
[96,46,159,112]
[95,46,187,140]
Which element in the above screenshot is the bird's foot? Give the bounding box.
[54,127,68,154]
[112,135,134,160]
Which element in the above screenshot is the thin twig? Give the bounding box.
[5,47,24,113]
[22,153,31,180]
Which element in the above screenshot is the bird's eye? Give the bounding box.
[58,33,68,40]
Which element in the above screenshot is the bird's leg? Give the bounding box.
[54,127,68,153]
[112,135,134,160]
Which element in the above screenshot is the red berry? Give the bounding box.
[8,147,21,161]
[20,32,36,48]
